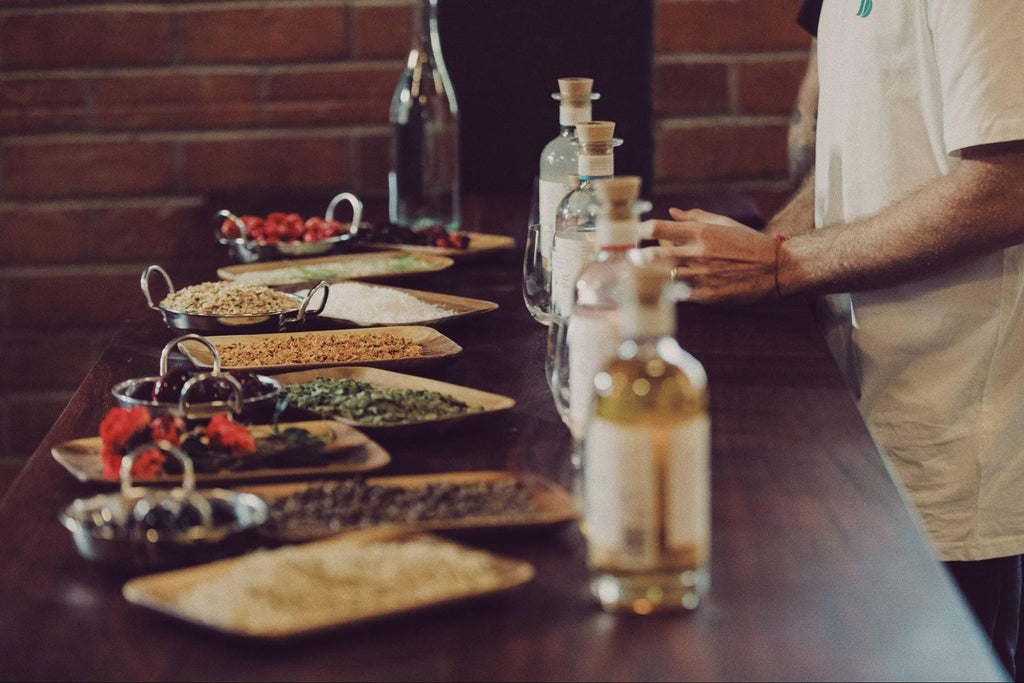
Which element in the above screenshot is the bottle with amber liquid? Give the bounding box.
[582,263,710,614]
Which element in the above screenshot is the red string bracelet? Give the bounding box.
[774,234,787,298]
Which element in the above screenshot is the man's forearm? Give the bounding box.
[765,171,815,238]
[779,143,1024,296]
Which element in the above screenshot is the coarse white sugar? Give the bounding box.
[301,282,454,324]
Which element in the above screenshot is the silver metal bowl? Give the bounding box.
[60,443,268,571]
[216,192,366,262]
[111,334,282,423]
[142,265,329,333]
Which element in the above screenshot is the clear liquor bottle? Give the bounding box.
[549,121,622,318]
[388,0,460,231]
[565,176,649,439]
[538,78,598,262]
[582,263,711,614]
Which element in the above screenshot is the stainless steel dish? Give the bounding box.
[111,334,283,423]
[142,265,329,333]
[216,191,369,262]
[60,443,268,572]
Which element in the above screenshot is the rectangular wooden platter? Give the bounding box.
[51,420,390,485]
[216,250,454,287]
[294,281,498,328]
[270,366,514,431]
[243,470,578,543]
[178,326,462,372]
[122,528,535,639]
[352,231,516,261]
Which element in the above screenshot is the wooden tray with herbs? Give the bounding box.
[51,420,390,485]
[242,470,578,542]
[271,366,515,430]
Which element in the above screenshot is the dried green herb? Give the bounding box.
[281,378,483,425]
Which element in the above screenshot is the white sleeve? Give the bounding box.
[927,0,1024,153]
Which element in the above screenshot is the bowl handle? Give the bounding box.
[121,441,215,533]
[216,209,248,242]
[178,372,244,418]
[325,192,363,235]
[141,265,174,310]
[291,280,330,323]
[161,334,221,375]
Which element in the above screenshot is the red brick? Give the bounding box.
[653,61,729,116]
[8,396,74,455]
[266,66,394,125]
[180,7,347,64]
[0,77,89,134]
[655,0,810,54]
[2,139,176,199]
[352,133,390,195]
[656,124,788,182]
[88,203,206,263]
[0,207,90,265]
[6,271,138,329]
[352,4,412,58]
[0,11,173,69]
[93,73,261,130]
[181,135,351,192]
[737,59,809,115]
[0,334,103,392]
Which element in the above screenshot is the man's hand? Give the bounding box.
[641,208,779,304]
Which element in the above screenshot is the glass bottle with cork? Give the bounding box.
[564,176,650,441]
[538,78,599,262]
[388,0,460,231]
[582,262,710,614]
[549,120,622,319]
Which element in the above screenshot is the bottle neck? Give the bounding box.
[621,302,675,343]
[559,104,592,128]
[578,153,613,181]
[413,0,436,50]
[596,218,638,251]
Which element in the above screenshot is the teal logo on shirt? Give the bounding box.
[856,0,873,17]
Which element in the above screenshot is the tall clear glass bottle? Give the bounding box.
[538,78,598,262]
[582,263,711,614]
[565,176,649,439]
[549,120,622,318]
[389,0,460,231]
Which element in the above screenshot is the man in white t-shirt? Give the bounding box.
[646,0,1024,675]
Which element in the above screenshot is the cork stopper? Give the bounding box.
[575,121,615,144]
[595,176,641,206]
[567,173,580,187]
[558,78,593,107]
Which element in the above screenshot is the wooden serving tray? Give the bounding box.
[178,326,462,373]
[353,232,516,261]
[244,470,578,543]
[294,281,498,328]
[271,366,515,430]
[51,420,391,485]
[122,528,535,639]
[216,250,454,287]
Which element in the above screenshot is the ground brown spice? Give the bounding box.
[215,332,424,366]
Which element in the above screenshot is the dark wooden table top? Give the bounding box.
[0,194,1006,681]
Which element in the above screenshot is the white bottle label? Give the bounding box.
[567,313,618,434]
[578,154,612,179]
[550,233,595,317]
[584,416,710,570]
[539,179,570,261]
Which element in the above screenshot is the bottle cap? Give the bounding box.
[594,177,642,245]
[575,121,615,145]
[558,78,594,107]
[594,176,641,208]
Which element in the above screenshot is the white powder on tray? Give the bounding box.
[171,536,511,636]
[301,281,454,324]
